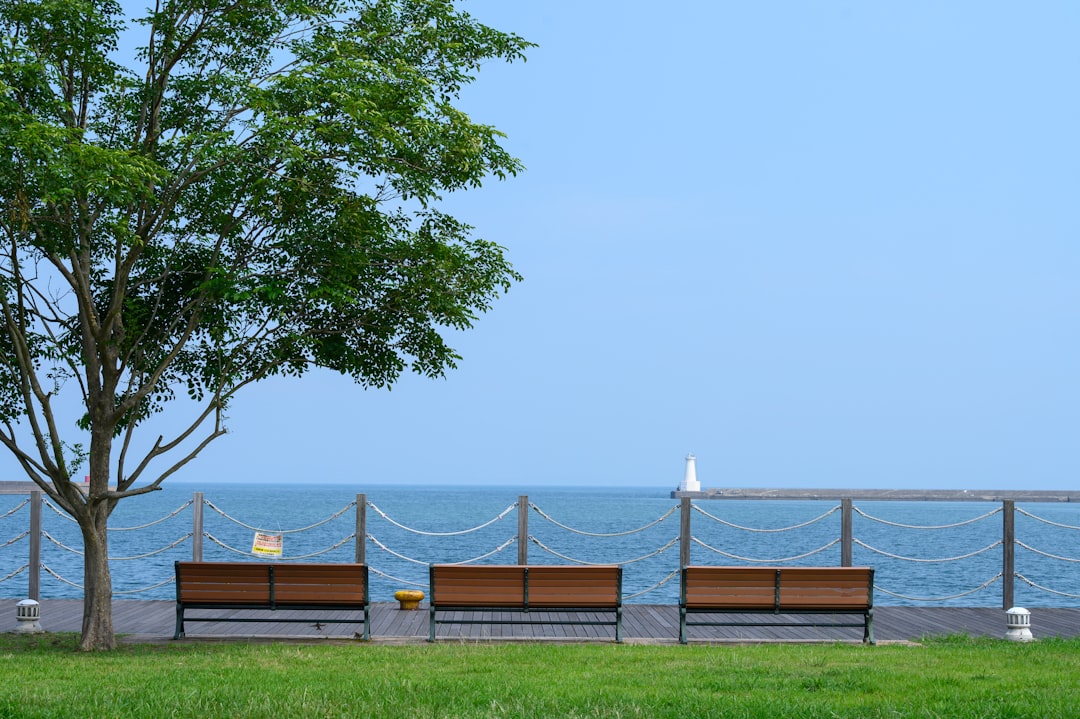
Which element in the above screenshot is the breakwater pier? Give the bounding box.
[672,488,1080,502]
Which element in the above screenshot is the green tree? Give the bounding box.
[0,0,530,650]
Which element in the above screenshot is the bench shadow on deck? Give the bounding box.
[3,600,1079,644]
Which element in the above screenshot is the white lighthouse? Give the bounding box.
[678,453,700,492]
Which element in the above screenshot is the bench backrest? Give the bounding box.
[528,566,621,608]
[175,561,367,606]
[682,566,873,610]
[430,565,525,607]
[176,562,271,604]
[274,563,368,606]
[430,565,621,608]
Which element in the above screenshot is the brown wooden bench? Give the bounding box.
[174,561,369,640]
[428,564,623,642]
[680,566,874,644]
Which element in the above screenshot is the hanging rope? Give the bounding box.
[624,570,680,600]
[368,534,516,565]
[0,564,28,584]
[367,501,516,536]
[40,564,177,596]
[1016,508,1080,531]
[203,499,356,534]
[446,537,517,565]
[530,503,677,537]
[874,573,1002,602]
[1016,541,1080,563]
[1016,573,1080,599]
[43,498,76,522]
[41,531,194,560]
[1,531,29,548]
[108,534,193,561]
[0,498,29,520]
[528,536,677,566]
[368,535,428,565]
[853,538,1001,562]
[692,504,839,532]
[690,536,840,563]
[112,576,176,595]
[109,501,193,531]
[41,531,82,554]
[203,532,356,560]
[368,565,428,588]
[853,506,1000,529]
[41,563,82,588]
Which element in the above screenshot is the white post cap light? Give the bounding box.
[15,599,44,634]
[1004,606,1033,642]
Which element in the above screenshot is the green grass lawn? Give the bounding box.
[1,633,1077,718]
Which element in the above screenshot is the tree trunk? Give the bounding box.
[78,497,116,651]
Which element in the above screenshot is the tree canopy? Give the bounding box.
[0,0,531,649]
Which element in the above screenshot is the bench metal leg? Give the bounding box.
[173,605,184,640]
[864,609,875,645]
[678,607,687,644]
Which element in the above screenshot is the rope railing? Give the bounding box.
[40,564,81,589]
[624,569,680,600]
[1,531,29,548]
[42,498,76,522]
[203,532,356,560]
[1015,541,1080,563]
[368,565,428,589]
[41,530,194,560]
[853,539,1002,563]
[367,501,516,536]
[692,503,840,532]
[113,576,176,595]
[528,536,678,566]
[40,563,177,595]
[854,506,1001,529]
[204,499,356,534]
[367,534,517,566]
[1016,507,1080,530]
[1016,573,1080,599]
[109,501,193,531]
[691,536,840,563]
[875,573,1003,602]
[530,503,677,537]
[0,498,29,520]
[0,564,28,584]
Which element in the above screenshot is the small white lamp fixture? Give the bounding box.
[15,599,44,634]
[1004,606,1034,642]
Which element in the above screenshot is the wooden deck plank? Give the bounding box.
[3,600,1078,643]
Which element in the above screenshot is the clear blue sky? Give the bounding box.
[19,1,1080,490]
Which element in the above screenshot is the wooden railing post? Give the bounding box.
[1002,500,1015,609]
[192,492,203,562]
[355,494,366,564]
[841,498,853,567]
[518,496,528,564]
[680,497,691,568]
[28,490,41,601]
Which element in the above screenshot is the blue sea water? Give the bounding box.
[2,483,1080,608]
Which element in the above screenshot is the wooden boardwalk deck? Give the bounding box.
[3,600,1077,643]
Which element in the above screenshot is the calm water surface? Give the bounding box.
[2,483,1079,607]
